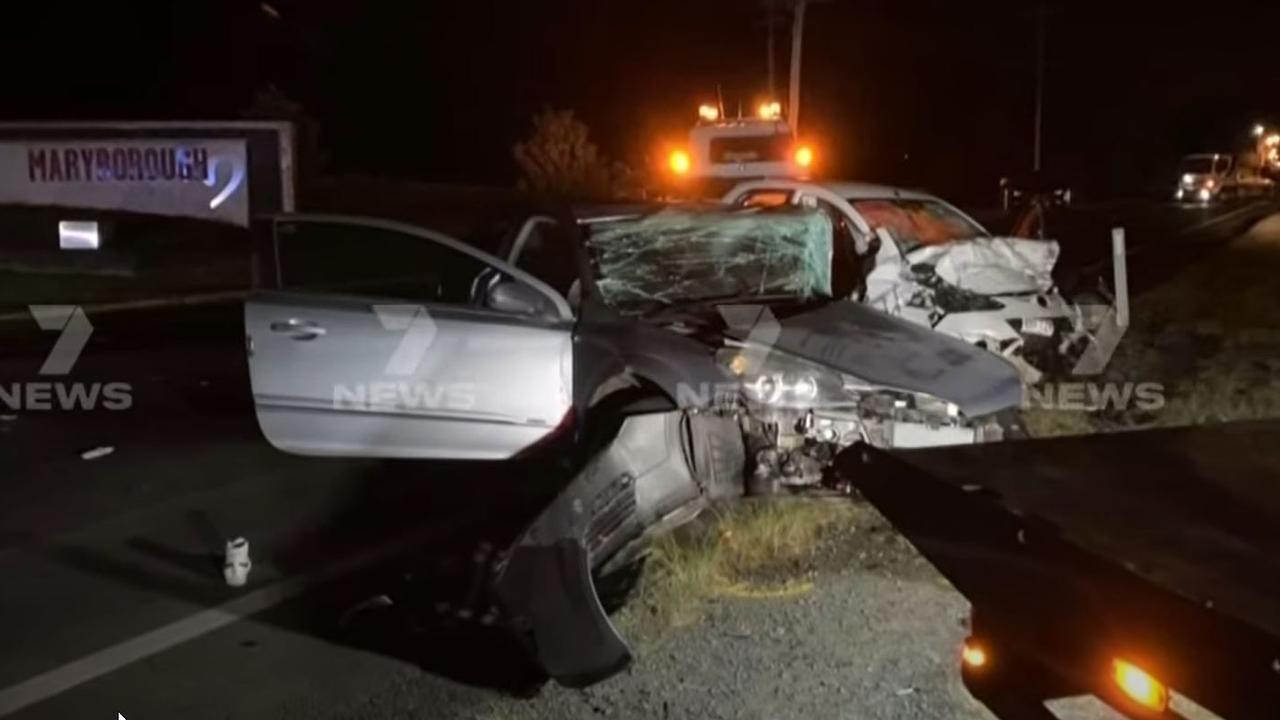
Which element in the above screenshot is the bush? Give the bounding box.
[513,108,631,199]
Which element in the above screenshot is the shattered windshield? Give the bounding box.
[850,199,987,255]
[585,207,832,309]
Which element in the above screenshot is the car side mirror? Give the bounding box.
[486,279,553,317]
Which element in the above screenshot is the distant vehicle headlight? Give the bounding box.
[1181,173,1195,185]
[1197,187,1212,202]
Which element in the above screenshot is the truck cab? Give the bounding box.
[661,102,815,197]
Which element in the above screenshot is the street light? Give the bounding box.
[1253,123,1266,138]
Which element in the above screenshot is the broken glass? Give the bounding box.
[586,207,832,309]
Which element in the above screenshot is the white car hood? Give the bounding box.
[864,234,1063,319]
[907,236,1059,295]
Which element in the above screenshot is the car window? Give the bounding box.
[708,134,791,164]
[275,220,490,305]
[511,221,577,297]
[849,199,986,254]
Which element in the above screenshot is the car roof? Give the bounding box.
[737,178,942,202]
[801,180,942,201]
[574,202,820,227]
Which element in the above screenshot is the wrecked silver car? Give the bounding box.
[242,205,1021,686]
[583,208,1021,490]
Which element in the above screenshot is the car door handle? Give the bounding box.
[269,318,327,340]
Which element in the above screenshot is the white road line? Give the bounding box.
[0,529,434,717]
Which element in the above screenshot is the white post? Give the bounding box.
[1111,227,1129,328]
[1033,5,1046,173]
[788,0,808,137]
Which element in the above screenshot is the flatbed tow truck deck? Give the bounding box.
[840,420,1280,719]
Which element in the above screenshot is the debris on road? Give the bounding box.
[79,445,115,461]
[223,537,253,587]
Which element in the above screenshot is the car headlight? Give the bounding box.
[718,347,848,409]
[718,346,963,424]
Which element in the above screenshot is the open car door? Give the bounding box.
[245,214,574,459]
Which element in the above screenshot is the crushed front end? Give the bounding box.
[713,341,1010,495]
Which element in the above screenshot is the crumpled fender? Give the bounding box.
[493,410,742,687]
[495,541,631,687]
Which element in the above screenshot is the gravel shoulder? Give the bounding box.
[329,503,996,720]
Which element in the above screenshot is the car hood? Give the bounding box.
[718,300,1024,417]
[904,236,1059,296]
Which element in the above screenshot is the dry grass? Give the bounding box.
[1025,214,1280,437]
[618,498,858,636]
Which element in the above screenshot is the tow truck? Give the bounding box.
[660,101,816,197]
[842,421,1280,719]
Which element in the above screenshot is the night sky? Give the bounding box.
[3,1,1277,205]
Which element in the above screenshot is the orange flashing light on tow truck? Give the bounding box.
[667,149,692,176]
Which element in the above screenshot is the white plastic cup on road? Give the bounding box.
[223,537,252,587]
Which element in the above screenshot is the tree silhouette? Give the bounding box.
[513,109,630,199]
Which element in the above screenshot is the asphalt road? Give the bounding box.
[0,199,1274,719]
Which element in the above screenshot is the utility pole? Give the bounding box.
[1033,3,1047,173]
[766,1,776,99]
[788,0,808,137]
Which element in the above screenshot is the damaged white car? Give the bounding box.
[724,180,1128,382]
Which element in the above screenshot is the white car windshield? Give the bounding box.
[849,198,988,255]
